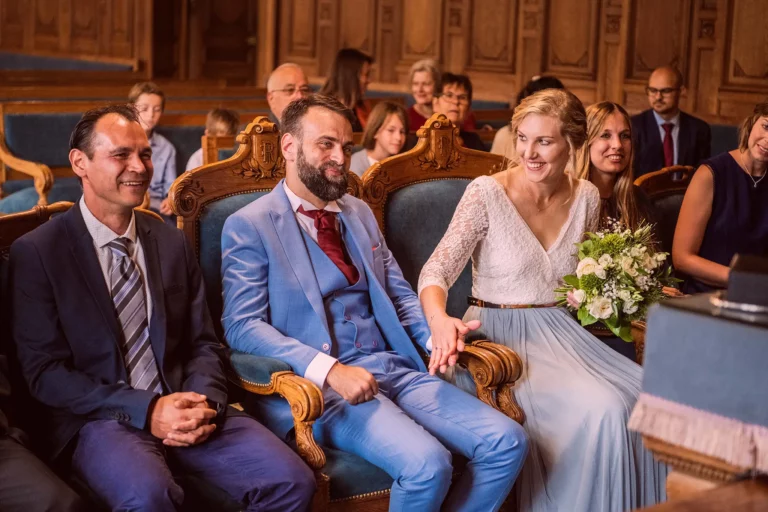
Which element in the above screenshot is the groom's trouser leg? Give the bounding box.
[380,354,529,512]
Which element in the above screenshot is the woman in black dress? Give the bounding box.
[674,101,768,294]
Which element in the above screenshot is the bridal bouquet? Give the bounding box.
[555,220,677,341]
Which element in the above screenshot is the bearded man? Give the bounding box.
[220,95,528,512]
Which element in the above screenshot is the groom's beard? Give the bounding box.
[296,147,348,202]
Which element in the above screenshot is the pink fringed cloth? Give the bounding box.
[630,393,768,473]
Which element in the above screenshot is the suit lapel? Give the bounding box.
[137,216,167,371]
[337,201,375,274]
[270,185,330,335]
[66,204,122,345]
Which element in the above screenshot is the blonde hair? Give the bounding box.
[576,101,641,231]
[738,100,768,152]
[361,101,409,150]
[408,59,440,85]
[205,108,239,136]
[508,89,587,173]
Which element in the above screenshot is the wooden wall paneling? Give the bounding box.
[467,0,517,73]
[315,0,340,78]
[278,0,320,77]
[688,0,721,115]
[0,0,26,50]
[596,0,630,105]
[515,0,546,89]
[376,0,402,83]
[442,0,470,74]
[396,0,443,77]
[626,0,692,82]
[255,0,278,86]
[545,0,599,80]
[339,0,376,57]
[725,0,768,89]
[69,0,99,55]
[32,0,62,52]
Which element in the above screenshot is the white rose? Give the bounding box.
[572,289,586,305]
[630,246,645,258]
[618,290,632,302]
[594,265,607,279]
[654,253,668,262]
[621,256,638,277]
[642,253,656,271]
[598,254,613,267]
[588,296,614,320]
[623,301,639,315]
[576,257,600,278]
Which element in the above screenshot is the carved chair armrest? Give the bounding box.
[0,136,54,204]
[227,351,327,470]
[631,321,646,365]
[458,341,526,424]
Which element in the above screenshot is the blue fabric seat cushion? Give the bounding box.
[198,192,270,326]
[0,52,133,71]
[0,177,81,214]
[2,178,35,196]
[4,113,81,167]
[384,180,472,319]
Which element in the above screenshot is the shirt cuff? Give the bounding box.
[304,352,338,389]
[425,336,432,352]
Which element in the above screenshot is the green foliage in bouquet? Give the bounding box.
[555,221,679,341]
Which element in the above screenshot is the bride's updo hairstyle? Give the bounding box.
[508,89,587,173]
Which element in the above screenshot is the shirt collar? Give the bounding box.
[79,196,137,249]
[653,110,680,128]
[283,181,341,213]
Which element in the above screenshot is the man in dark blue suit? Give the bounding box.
[631,66,711,177]
[8,105,315,511]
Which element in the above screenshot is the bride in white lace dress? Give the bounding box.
[418,90,666,512]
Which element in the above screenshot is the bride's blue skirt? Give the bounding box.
[453,306,667,512]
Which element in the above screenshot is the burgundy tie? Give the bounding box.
[298,205,360,285]
[662,123,674,168]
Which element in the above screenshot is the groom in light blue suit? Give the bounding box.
[221,95,528,512]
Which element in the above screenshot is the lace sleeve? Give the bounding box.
[584,181,601,234]
[418,178,490,295]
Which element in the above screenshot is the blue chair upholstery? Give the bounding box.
[710,124,739,158]
[4,113,81,166]
[155,125,206,178]
[197,192,269,324]
[217,147,237,161]
[385,180,473,319]
[0,52,133,71]
[0,177,82,214]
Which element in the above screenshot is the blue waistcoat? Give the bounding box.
[300,223,388,362]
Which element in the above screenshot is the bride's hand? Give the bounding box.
[428,315,481,375]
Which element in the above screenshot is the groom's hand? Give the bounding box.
[326,363,379,405]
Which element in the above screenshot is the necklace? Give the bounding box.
[739,150,766,189]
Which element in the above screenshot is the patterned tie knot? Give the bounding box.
[107,237,132,258]
[298,205,337,230]
[662,122,674,134]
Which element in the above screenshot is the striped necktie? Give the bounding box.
[107,237,162,393]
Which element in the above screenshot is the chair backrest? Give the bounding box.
[634,165,695,254]
[202,135,238,166]
[169,116,363,335]
[363,113,504,318]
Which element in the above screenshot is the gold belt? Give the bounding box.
[467,296,558,309]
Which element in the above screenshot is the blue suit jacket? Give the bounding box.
[8,203,229,458]
[631,108,712,178]
[221,183,430,436]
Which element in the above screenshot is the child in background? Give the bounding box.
[128,82,177,221]
[185,108,240,171]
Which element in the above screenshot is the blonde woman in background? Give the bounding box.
[350,102,409,177]
[419,89,667,511]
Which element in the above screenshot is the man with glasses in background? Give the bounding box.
[631,65,711,177]
[431,72,487,151]
[266,63,313,126]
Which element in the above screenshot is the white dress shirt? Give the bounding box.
[653,110,681,165]
[79,196,152,324]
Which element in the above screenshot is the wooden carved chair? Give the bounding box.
[169,115,521,511]
[201,135,238,166]
[362,113,525,422]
